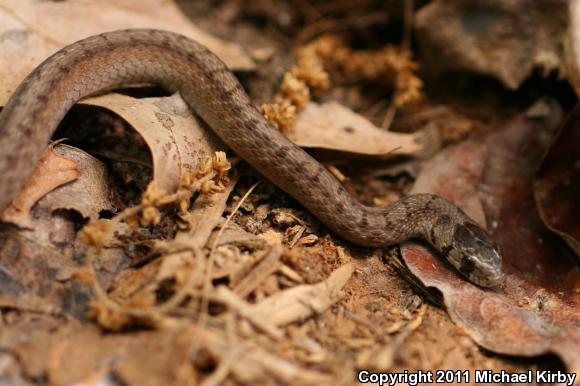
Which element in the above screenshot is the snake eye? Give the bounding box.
[452,222,503,287]
[459,255,476,275]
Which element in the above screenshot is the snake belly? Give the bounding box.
[0,29,503,287]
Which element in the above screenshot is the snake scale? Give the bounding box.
[0,29,503,287]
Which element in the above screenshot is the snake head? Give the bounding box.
[447,222,504,288]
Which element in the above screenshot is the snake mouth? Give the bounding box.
[470,269,505,288]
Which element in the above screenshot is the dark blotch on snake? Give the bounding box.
[460,255,476,275]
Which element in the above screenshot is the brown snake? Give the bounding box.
[0,29,503,287]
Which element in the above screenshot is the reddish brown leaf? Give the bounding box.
[534,105,580,255]
[402,98,580,371]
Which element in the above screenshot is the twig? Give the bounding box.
[402,0,414,51]
[381,101,397,130]
[233,244,283,297]
[200,313,246,386]
[201,180,262,313]
[191,181,262,357]
[215,286,284,340]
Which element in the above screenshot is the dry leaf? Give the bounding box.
[1,146,79,228]
[215,286,284,339]
[82,93,225,193]
[290,101,439,158]
[251,263,354,326]
[0,0,254,105]
[38,145,120,220]
[416,0,568,89]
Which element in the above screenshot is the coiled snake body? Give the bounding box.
[0,30,503,287]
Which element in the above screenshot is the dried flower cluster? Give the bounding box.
[260,100,296,133]
[261,43,330,132]
[311,35,423,107]
[79,151,231,249]
[262,35,423,133]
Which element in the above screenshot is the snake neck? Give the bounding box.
[314,193,469,249]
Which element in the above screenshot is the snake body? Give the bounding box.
[0,30,503,287]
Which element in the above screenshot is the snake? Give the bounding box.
[0,29,503,287]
